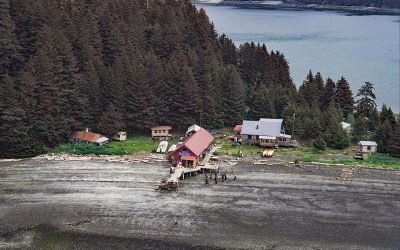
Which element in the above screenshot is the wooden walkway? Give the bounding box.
[164,145,221,188]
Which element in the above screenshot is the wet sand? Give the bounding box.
[1,158,399,249]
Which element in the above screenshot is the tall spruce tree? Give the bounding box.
[335,76,354,117]
[374,120,391,153]
[320,78,336,111]
[355,81,376,118]
[219,65,246,126]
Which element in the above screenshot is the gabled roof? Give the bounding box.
[177,128,214,156]
[151,126,172,130]
[359,141,377,146]
[233,124,242,133]
[69,131,102,143]
[340,122,351,129]
[241,120,282,137]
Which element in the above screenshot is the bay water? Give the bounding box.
[197,4,400,112]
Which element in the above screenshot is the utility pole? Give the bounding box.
[146,0,149,9]
[292,112,296,139]
[199,111,202,128]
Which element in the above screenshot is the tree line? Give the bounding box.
[0,0,398,158]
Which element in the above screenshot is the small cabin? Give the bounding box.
[113,131,127,141]
[151,126,172,140]
[358,141,377,153]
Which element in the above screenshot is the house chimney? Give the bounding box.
[256,125,259,129]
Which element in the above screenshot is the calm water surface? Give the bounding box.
[198,4,400,112]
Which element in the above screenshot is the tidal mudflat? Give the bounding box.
[1,159,399,249]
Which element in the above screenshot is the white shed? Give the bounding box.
[340,122,352,134]
[113,131,127,141]
[358,141,377,153]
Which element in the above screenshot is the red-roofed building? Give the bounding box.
[69,131,109,146]
[170,128,214,167]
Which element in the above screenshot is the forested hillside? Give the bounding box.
[0,0,398,158]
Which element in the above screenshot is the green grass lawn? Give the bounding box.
[52,136,180,155]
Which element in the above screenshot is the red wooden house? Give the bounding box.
[170,128,214,167]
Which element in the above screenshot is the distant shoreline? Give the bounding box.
[193,1,400,16]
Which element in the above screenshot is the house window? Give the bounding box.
[183,147,187,152]
[154,130,158,134]
[367,146,371,151]
[248,135,252,139]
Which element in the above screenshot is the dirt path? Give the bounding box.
[1,159,399,249]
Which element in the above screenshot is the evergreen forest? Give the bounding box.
[0,0,398,158]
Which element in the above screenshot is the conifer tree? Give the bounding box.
[320,78,336,111]
[374,120,391,153]
[299,70,314,95]
[380,104,396,129]
[219,34,238,65]
[219,65,246,126]
[355,81,376,118]
[335,76,354,117]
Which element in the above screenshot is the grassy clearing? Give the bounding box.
[52,136,180,155]
[217,140,400,169]
[277,146,400,169]
[52,133,400,169]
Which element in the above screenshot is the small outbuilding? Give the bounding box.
[340,122,352,134]
[358,141,377,153]
[151,126,172,140]
[113,131,127,141]
[185,124,201,137]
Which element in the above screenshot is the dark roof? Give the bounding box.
[176,128,214,156]
[69,131,101,143]
[241,120,282,137]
